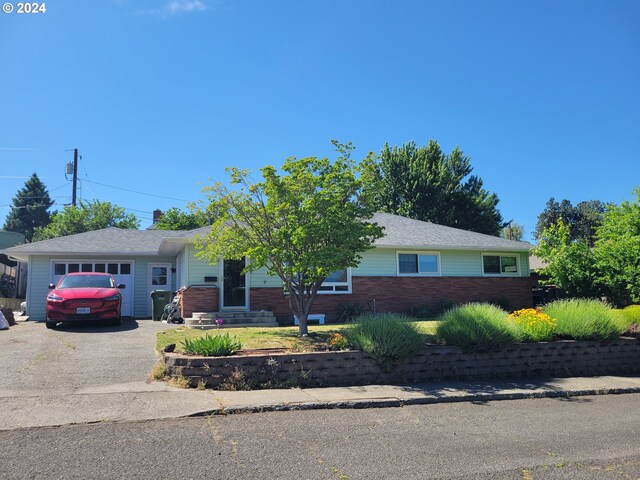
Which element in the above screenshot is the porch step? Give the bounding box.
[185,322,279,330]
[186,310,278,328]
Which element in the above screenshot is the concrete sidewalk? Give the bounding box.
[3,375,640,430]
[209,375,640,414]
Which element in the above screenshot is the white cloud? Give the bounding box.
[137,0,209,17]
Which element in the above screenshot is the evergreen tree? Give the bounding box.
[534,198,607,246]
[362,140,504,235]
[3,173,53,242]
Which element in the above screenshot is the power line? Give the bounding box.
[79,156,99,199]
[82,179,190,203]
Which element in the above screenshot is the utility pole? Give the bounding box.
[72,148,78,207]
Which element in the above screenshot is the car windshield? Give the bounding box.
[58,275,114,289]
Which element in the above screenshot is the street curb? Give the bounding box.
[188,386,640,417]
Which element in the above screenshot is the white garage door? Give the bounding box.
[51,261,134,317]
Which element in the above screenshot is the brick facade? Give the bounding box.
[250,276,534,322]
[179,276,534,320]
[179,286,219,318]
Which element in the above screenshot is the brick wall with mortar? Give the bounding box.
[164,338,640,388]
[250,276,535,322]
[180,286,219,318]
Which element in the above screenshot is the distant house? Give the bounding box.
[0,231,27,299]
[2,213,533,322]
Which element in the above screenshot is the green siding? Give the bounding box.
[250,265,282,288]
[186,244,219,286]
[353,248,531,278]
[26,254,176,321]
[177,248,188,289]
[352,248,397,276]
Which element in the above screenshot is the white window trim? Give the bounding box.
[481,253,520,277]
[396,251,442,276]
[317,268,352,294]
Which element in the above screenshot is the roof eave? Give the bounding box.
[373,242,531,252]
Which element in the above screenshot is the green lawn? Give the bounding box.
[156,321,440,353]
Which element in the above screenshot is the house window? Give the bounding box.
[318,268,352,294]
[95,263,106,273]
[54,264,66,276]
[482,254,519,275]
[397,252,440,275]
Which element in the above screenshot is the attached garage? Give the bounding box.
[1,228,186,321]
[51,261,134,317]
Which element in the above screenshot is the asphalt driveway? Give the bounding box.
[0,318,215,430]
[0,319,167,396]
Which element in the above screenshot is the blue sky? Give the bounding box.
[1,0,638,241]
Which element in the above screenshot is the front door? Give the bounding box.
[148,263,172,315]
[221,258,248,309]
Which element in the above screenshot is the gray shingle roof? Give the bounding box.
[371,212,531,251]
[2,227,187,257]
[2,213,531,259]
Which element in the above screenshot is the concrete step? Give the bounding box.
[186,322,279,330]
[186,310,278,328]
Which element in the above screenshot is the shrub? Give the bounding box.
[621,305,640,327]
[436,303,519,352]
[411,300,457,319]
[543,299,624,341]
[181,333,243,356]
[345,313,423,368]
[327,333,349,351]
[337,302,367,322]
[509,308,556,342]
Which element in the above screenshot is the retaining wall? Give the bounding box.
[164,338,640,389]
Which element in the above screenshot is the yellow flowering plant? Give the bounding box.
[509,308,556,342]
[327,333,349,351]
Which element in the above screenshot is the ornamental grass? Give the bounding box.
[345,313,423,367]
[436,303,520,352]
[543,299,623,341]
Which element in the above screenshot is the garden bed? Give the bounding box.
[163,337,640,389]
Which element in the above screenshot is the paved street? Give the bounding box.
[2,394,640,479]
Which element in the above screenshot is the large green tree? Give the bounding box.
[154,206,211,231]
[362,140,503,235]
[534,188,640,306]
[196,142,384,335]
[500,222,525,241]
[3,173,54,242]
[33,200,140,241]
[534,198,607,246]
[533,219,599,298]
[593,188,640,306]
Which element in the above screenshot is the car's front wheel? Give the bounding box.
[45,321,57,329]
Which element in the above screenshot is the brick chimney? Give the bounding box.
[152,209,163,224]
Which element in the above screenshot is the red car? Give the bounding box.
[46,272,125,329]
